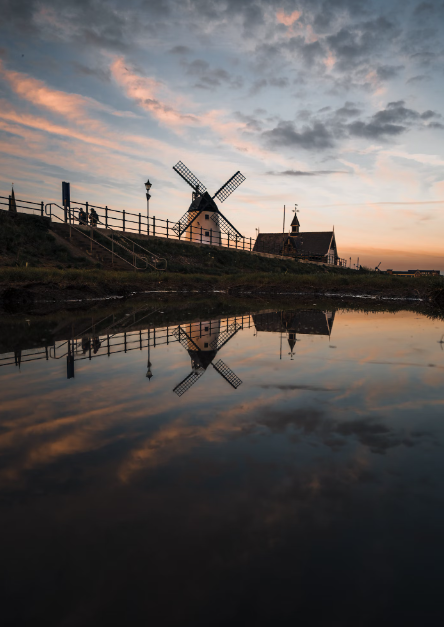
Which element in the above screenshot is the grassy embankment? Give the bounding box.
[1,211,443,305]
[0,211,91,268]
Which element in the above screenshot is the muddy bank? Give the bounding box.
[1,280,444,316]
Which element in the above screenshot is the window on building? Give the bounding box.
[205,231,209,236]
[205,326,208,331]
[204,342,208,348]
[205,214,209,219]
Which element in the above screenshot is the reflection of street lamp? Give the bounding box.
[145,179,152,236]
[146,330,153,380]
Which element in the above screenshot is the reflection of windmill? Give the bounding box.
[173,320,243,397]
[172,161,245,245]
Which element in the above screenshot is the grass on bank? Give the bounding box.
[1,265,442,296]
[0,211,91,268]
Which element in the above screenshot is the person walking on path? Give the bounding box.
[78,208,87,225]
[90,208,98,227]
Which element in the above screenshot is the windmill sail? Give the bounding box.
[210,321,242,351]
[172,208,201,237]
[172,325,200,351]
[212,359,242,389]
[212,171,245,203]
[211,212,243,239]
[173,369,205,397]
[173,161,207,194]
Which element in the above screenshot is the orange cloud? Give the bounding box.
[276,9,301,26]
[110,57,199,130]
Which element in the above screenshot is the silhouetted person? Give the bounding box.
[82,337,91,354]
[90,208,98,227]
[78,208,87,225]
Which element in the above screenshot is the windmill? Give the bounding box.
[173,320,243,397]
[172,161,245,245]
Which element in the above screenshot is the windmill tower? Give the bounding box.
[172,161,245,245]
[172,319,243,397]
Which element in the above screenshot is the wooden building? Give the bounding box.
[253,213,339,264]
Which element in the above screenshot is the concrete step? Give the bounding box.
[50,223,136,270]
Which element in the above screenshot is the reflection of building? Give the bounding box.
[173,319,242,396]
[253,310,335,359]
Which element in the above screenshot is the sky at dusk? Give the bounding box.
[1,0,444,270]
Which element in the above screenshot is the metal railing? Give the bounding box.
[45,203,165,271]
[0,195,44,216]
[2,192,348,268]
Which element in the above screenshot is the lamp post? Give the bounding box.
[146,333,153,380]
[145,179,152,236]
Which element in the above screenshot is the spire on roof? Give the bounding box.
[290,211,300,236]
[9,185,17,213]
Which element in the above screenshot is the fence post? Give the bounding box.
[153,216,155,237]
[210,228,212,245]
[86,201,89,225]
[235,236,238,249]
[201,226,203,244]
[139,213,141,234]
[105,206,108,229]
[250,237,252,252]
[112,234,114,265]
[167,219,169,239]
[40,201,44,217]
[123,210,125,232]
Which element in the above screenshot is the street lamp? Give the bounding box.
[146,332,153,380]
[145,179,152,236]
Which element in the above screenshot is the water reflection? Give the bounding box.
[0,303,444,625]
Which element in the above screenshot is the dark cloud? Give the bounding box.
[256,407,431,455]
[420,110,440,120]
[335,102,361,117]
[406,74,430,84]
[376,64,403,80]
[414,2,435,15]
[169,45,192,55]
[326,17,399,70]
[183,58,242,90]
[235,111,263,132]
[267,170,350,176]
[263,121,335,151]
[72,62,111,82]
[258,384,340,390]
[347,120,405,139]
[409,51,437,66]
[261,100,442,151]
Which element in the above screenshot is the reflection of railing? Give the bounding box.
[0,315,254,371]
[0,346,49,368]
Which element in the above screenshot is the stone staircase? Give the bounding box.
[50,223,136,271]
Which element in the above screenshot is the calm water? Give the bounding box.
[1,303,444,626]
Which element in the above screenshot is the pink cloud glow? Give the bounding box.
[276,9,301,26]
